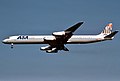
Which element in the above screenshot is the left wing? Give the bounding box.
[41,22,84,53]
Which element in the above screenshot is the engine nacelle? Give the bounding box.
[44,37,56,41]
[40,46,51,51]
[52,31,65,36]
[46,48,58,53]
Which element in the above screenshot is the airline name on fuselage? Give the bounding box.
[17,35,28,39]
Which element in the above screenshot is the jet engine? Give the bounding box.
[46,48,58,53]
[52,31,65,36]
[40,45,51,50]
[44,37,56,41]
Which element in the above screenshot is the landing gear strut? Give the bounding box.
[11,43,13,49]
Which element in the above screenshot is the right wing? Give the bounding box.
[65,22,84,34]
[52,22,84,42]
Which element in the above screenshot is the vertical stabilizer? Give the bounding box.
[100,23,112,35]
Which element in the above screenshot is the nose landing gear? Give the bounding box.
[11,43,13,49]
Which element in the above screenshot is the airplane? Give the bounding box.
[2,22,119,53]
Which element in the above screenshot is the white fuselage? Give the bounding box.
[3,35,106,44]
[2,22,118,53]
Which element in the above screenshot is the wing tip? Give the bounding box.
[78,21,84,24]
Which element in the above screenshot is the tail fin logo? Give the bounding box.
[105,23,112,30]
[101,23,113,35]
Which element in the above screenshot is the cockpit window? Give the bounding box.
[5,37,10,39]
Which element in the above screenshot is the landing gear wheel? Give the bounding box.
[11,43,13,49]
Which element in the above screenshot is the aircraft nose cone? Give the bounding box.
[2,39,8,44]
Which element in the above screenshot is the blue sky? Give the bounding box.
[0,0,120,81]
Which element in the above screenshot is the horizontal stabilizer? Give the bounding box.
[104,30,119,38]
